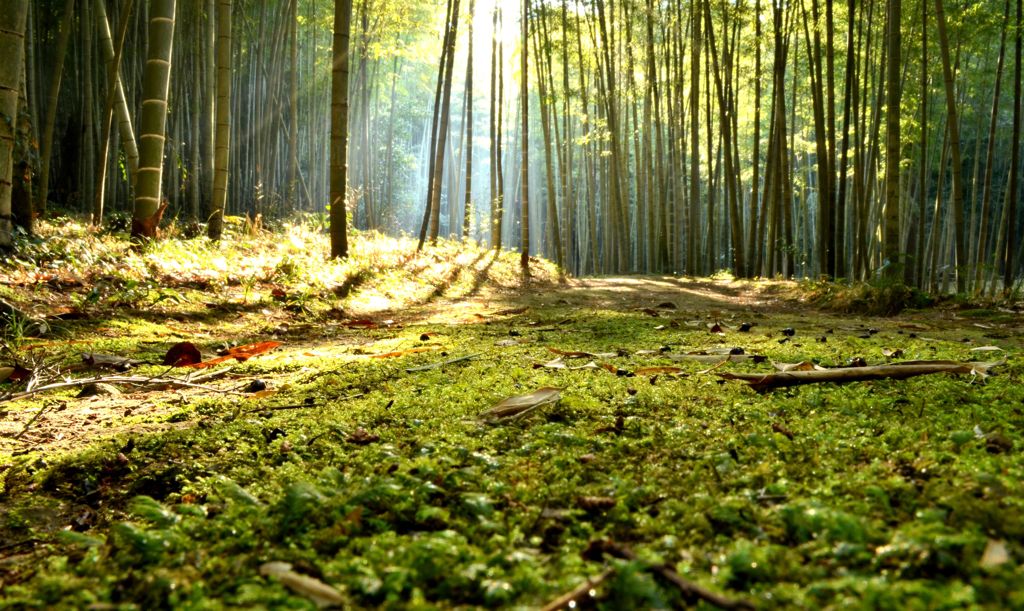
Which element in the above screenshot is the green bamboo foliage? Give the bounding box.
[132,0,177,240]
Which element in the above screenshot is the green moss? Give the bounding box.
[1,223,1022,608]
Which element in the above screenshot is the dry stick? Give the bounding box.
[539,568,614,611]
[13,403,52,440]
[0,371,244,404]
[718,360,1002,393]
[405,353,482,373]
[588,540,754,610]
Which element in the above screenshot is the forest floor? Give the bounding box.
[1,219,1023,609]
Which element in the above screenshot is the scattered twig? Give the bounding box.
[0,537,40,554]
[13,403,52,440]
[539,568,614,611]
[405,353,482,373]
[584,539,753,610]
[718,360,1003,393]
[246,393,363,414]
[0,370,243,404]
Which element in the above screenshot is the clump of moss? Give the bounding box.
[802,279,933,315]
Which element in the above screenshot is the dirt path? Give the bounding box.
[2,275,1019,461]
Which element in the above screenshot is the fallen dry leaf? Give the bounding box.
[347,427,380,445]
[480,387,562,421]
[259,561,344,608]
[980,539,1010,569]
[576,496,617,511]
[163,342,203,367]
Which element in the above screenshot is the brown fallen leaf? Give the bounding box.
[163,341,203,367]
[881,348,904,359]
[259,561,344,608]
[346,427,380,445]
[771,422,795,440]
[576,496,617,511]
[217,341,283,360]
[480,387,562,421]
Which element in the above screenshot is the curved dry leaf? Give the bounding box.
[260,562,345,608]
[772,361,825,372]
[481,387,562,421]
[980,539,1009,569]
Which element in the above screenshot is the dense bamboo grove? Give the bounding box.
[0,0,1022,292]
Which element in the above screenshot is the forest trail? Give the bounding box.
[359,274,803,327]
[4,272,1018,462]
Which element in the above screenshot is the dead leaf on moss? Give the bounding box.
[259,561,344,608]
[346,427,380,445]
[163,342,203,367]
[481,387,562,421]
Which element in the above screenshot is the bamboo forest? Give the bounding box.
[1,0,1024,608]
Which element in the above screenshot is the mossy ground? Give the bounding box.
[1,220,1023,609]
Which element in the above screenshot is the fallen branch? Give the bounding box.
[718,360,1002,393]
[405,353,482,373]
[0,369,242,404]
[539,568,614,611]
[584,539,753,610]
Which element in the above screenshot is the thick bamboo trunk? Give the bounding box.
[0,0,28,249]
[208,0,231,239]
[35,0,75,217]
[132,0,177,240]
[329,0,352,258]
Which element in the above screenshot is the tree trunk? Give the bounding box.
[882,0,901,276]
[208,0,231,239]
[0,0,28,250]
[933,0,966,292]
[329,0,352,258]
[428,0,461,244]
[973,0,1009,292]
[35,0,75,217]
[462,0,474,239]
[521,0,530,274]
[1006,0,1022,288]
[93,0,136,225]
[132,0,177,241]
